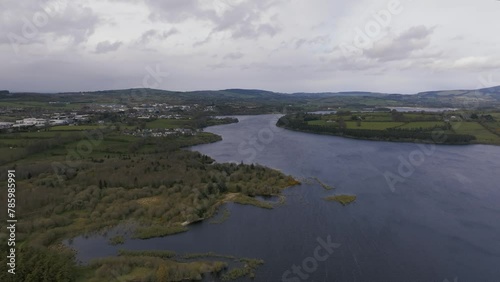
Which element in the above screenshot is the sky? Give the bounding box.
[0,0,499,94]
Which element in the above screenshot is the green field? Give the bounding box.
[146,119,193,129]
[0,101,84,109]
[301,111,500,145]
[399,122,446,129]
[490,113,500,120]
[283,111,500,145]
[452,122,500,144]
[361,113,393,122]
[307,120,404,130]
[50,125,106,131]
[345,121,404,130]
[307,120,334,126]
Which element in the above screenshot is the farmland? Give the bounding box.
[279,110,500,145]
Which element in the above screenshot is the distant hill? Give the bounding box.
[292,91,388,98]
[2,85,500,110]
[413,86,500,106]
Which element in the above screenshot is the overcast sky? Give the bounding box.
[1,0,499,94]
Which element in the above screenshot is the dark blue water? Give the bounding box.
[69,115,500,282]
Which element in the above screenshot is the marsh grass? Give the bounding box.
[133,225,188,239]
[313,177,334,190]
[108,235,125,245]
[325,195,357,206]
[231,194,274,209]
[118,249,176,259]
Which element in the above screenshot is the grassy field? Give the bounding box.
[50,125,106,131]
[282,111,500,145]
[452,122,500,144]
[299,110,500,145]
[146,119,193,129]
[0,101,84,109]
[345,121,404,130]
[307,120,334,126]
[490,113,500,120]
[361,114,393,122]
[398,122,446,129]
[308,120,404,130]
[5,131,77,138]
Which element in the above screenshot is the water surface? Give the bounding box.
[70,114,500,282]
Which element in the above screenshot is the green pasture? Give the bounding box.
[146,119,193,129]
[452,122,500,144]
[398,122,446,129]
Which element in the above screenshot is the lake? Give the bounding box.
[69,114,500,282]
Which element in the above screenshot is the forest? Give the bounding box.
[0,116,299,281]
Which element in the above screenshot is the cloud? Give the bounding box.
[95,40,122,53]
[0,0,100,48]
[450,35,464,41]
[145,0,211,23]
[364,25,435,62]
[294,35,332,49]
[137,28,178,44]
[223,52,244,60]
[211,1,281,39]
[144,0,281,40]
[452,56,500,70]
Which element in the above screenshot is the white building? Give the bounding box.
[15,118,47,126]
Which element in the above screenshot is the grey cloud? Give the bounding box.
[163,28,179,38]
[193,36,211,47]
[95,41,122,54]
[146,0,216,23]
[0,0,99,48]
[207,63,229,69]
[223,52,244,60]
[137,28,178,45]
[451,35,464,41]
[295,39,306,49]
[295,35,332,49]
[145,0,281,40]
[47,4,99,44]
[364,25,435,62]
[139,29,158,44]
[211,1,281,39]
[318,56,382,73]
